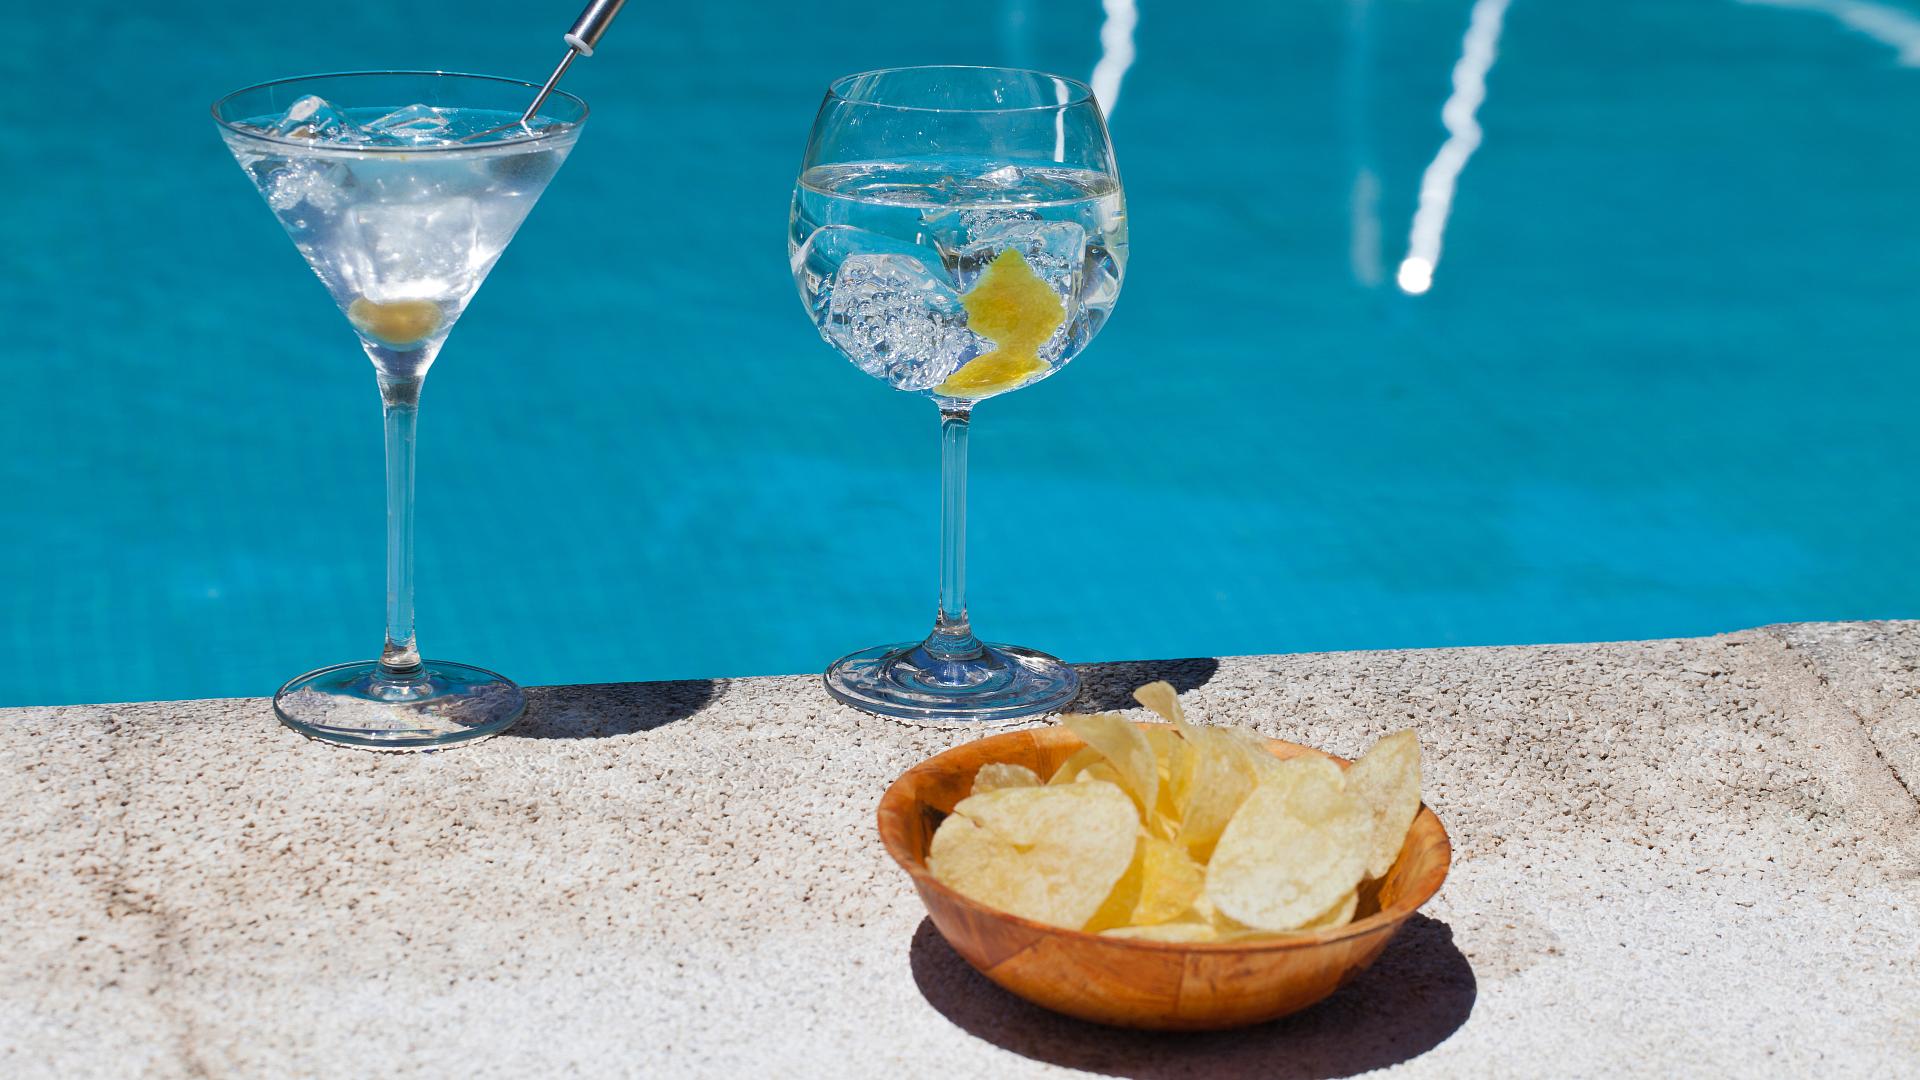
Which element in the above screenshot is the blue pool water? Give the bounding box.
[2,0,1917,706]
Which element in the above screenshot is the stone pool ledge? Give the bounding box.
[3,622,1917,1078]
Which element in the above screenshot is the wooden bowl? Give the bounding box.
[877,723,1452,1031]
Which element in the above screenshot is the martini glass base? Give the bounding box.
[824,640,1080,723]
[273,660,526,751]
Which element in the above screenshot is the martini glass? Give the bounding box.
[213,72,586,749]
[790,67,1128,722]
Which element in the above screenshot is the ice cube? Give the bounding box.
[269,95,362,142]
[793,225,950,325]
[362,104,455,146]
[263,159,348,213]
[225,135,348,214]
[337,197,482,298]
[978,164,1024,188]
[1077,242,1124,338]
[957,217,1086,295]
[954,218,1088,360]
[825,254,975,391]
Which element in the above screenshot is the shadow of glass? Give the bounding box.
[510,678,720,739]
[909,913,1475,1079]
[1070,657,1223,713]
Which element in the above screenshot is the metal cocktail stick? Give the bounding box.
[522,0,628,123]
[463,0,627,141]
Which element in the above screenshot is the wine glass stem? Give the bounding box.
[928,405,984,661]
[379,377,423,676]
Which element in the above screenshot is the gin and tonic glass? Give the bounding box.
[791,67,1128,721]
[214,72,586,748]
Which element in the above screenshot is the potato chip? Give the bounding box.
[1347,730,1423,879]
[1163,741,1184,785]
[1131,835,1206,925]
[1083,834,1145,933]
[1062,712,1160,818]
[971,762,1041,795]
[929,781,1139,930]
[1281,750,1348,791]
[1213,888,1359,942]
[1205,911,1292,943]
[1203,905,1256,938]
[928,814,1033,914]
[1132,681,1191,731]
[1102,920,1217,943]
[1189,892,1218,925]
[1076,761,1126,788]
[1204,757,1370,931]
[1075,764,1178,843]
[1132,683,1231,802]
[1134,683,1214,833]
[1298,887,1359,931]
[1175,727,1256,862]
[1218,728,1291,782]
[1141,726,1182,785]
[1145,800,1180,842]
[1141,729,1185,841]
[1166,729,1198,807]
[1047,746,1102,785]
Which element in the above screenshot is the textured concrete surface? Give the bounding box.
[2,623,1917,1079]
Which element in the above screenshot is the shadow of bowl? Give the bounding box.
[910,912,1475,1079]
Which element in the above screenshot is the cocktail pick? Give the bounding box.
[463,0,627,141]
[521,0,627,122]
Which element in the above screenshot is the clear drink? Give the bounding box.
[791,157,1127,400]
[221,100,578,381]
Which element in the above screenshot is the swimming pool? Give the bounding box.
[2,0,1915,706]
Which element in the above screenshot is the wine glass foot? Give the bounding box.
[273,660,526,751]
[824,640,1080,723]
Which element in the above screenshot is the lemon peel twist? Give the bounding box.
[936,247,1064,399]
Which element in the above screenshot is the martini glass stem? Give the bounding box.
[927,405,983,662]
[379,377,423,676]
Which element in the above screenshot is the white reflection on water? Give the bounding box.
[1347,0,1382,286]
[1397,0,1511,296]
[1091,0,1140,115]
[1000,0,1032,68]
[1735,0,1920,64]
[1353,168,1383,287]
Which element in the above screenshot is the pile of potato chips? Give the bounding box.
[927,682,1423,942]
